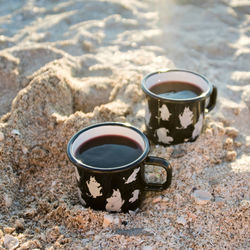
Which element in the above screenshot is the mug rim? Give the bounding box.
[67,122,150,172]
[141,68,213,103]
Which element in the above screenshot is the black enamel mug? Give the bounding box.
[67,122,172,213]
[142,69,217,145]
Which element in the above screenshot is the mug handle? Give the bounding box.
[142,156,172,191]
[206,85,217,112]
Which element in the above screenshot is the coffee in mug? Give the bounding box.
[75,135,143,169]
[149,81,203,99]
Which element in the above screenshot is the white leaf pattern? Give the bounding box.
[159,104,171,121]
[86,176,103,198]
[192,114,203,139]
[124,167,140,184]
[178,107,193,129]
[105,189,125,212]
[129,189,140,203]
[156,127,174,144]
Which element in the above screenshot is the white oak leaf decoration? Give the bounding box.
[86,176,103,198]
[106,189,125,212]
[156,127,174,144]
[178,107,194,129]
[192,114,203,139]
[159,104,171,121]
[124,167,140,184]
[129,189,140,203]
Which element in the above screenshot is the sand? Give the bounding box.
[0,0,249,249]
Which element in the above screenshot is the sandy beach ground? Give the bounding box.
[0,0,249,249]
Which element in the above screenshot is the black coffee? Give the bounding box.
[75,135,143,168]
[149,81,203,99]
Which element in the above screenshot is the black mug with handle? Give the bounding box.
[67,122,172,213]
[141,69,217,146]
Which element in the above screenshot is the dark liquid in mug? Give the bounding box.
[75,135,143,169]
[149,81,203,99]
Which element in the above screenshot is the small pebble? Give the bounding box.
[103,215,120,226]
[210,122,225,136]
[162,197,169,202]
[205,128,213,136]
[11,129,21,136]
[24,208,36,217]
[152,195,162,203]
[4,234,19,249]
[103,214,114,228]
[226,151,237,162]
[192,190,212,205]
[176,216,187,226]
[225,127,239,138]
[114,217,121,225]
[128,210,136,216]
[21,145,28,154]
[15,218,25,230]
[224,138,234,150]
[172,147,186,158]
[240,199,250,208]
[0,131,4,141]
